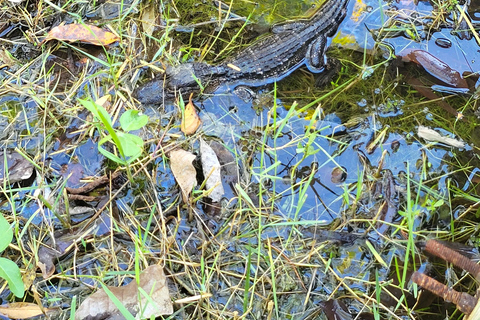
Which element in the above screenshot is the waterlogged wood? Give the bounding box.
[200,138,224,202]
[41,24,120,46]
[75,265,173,320]
[401,49,468,88]
[169,149,197,202]
[180,94,201,135]
[0,302,46,319]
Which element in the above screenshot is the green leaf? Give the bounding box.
[78,99,113,127]
[120,110,148,132]
[0,257,24,298]
[98,146,127,165]
[0,214,12,253]
[117,132,144,158]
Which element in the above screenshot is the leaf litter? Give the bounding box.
[75,265,173,320]
[180,94,202,135]
[199,138,224,202]
[169,149,197,202]
[0,302,49,319]
[1,0,479,319]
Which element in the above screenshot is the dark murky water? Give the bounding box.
[1,0,480,319]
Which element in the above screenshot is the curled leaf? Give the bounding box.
[181,94,201,135]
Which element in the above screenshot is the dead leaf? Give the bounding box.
[141,5,156,37]
[181,94,201,135]
[200,138,224,202]
[0,49,17,69]
[0,302,46,319]
[209,141,239,185]
[417,126,465,148]
[0,150,34,185]
[169,149,197,202]
[75,265,173,320]
[319,299,353,320]
[38,227,96,278]
[41,24,120,46]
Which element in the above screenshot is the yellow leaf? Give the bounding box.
[181,94,201,135]
[41,24,119,46]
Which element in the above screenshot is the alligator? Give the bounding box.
[135,0,349,104]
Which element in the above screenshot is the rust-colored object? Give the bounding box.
[411,271,476,314]
[412,239,480,319]
[401,49,468,88]
[424,239,480,280]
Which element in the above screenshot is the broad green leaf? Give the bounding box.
[0,257,24,298]
[0,214,12,253]
[120,110,148,132]
[117,132,143,158]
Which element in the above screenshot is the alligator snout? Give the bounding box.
[134,63,203,105]
[134,76,168,105]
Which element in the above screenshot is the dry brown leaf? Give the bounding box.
[181,93,201,135]
[75,265,173,320]
[141,5,156,37]
[37,227,96,278]
[200,138,224,202]
[0,49,16,68]
[169,149,197,202]
[0,150,34,185]
[95,94,111,109]
[0,302,46,319]
[41,24,120,46]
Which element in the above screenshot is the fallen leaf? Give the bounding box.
[75,265,173,320]
[417,126,465,148]
[200,138,224,202]
[0,150,34,185]
[208,141,239,200]
[169,149,197,202]
[208,141,239,185]
[37,227,95,278]
[181,94,201,135]
[141,4,156,37]
[60,163,84,188]
[0,49,17,69]
[0,302,46,319]
[41,24,120,46]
